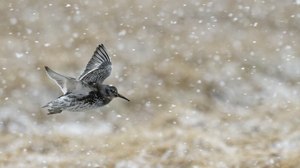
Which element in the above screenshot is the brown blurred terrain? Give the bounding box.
[1,0,300,167]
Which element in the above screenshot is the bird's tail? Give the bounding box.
[47,109,62,115]
[41,102,62,115]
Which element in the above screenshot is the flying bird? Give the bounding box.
[43,44,129,115]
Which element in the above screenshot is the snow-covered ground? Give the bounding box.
[1,0,300,167]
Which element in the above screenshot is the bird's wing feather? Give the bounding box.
[79,44,112,84]
[45,66,78,94]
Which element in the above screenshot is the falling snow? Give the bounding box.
[1,0,300,167]
[15,52,24,58]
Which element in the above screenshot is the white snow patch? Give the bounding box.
[15,52,24,58]
[118,30,127,36]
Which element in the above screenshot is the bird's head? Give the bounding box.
[106,86,130,101]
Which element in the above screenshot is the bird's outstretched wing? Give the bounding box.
[45,66,78,94]
[79,44,112,84]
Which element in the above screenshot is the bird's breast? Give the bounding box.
[79,91,111,106]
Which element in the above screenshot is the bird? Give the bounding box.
[42,44,129,115]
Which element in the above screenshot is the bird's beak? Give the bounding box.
[117,93,130,101]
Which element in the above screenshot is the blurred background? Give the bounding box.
[1,0,300,167]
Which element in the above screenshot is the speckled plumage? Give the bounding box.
[43,44,129,115]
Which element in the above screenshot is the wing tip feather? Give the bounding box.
[45,66,50,72]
